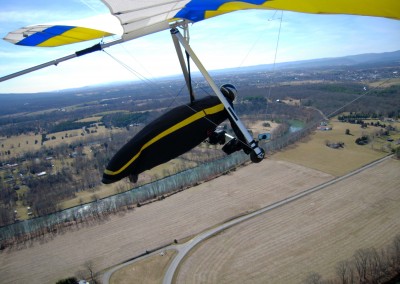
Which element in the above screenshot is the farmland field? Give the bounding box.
[274,118,398,176]
[110,250,177,284]
[0,159,334,283]
[175,157,400,283]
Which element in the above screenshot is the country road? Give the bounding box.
[103,155,394,284]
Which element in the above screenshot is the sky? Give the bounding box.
[1,0,400,94]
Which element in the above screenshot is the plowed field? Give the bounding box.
[0,159,333,283]
[176,158,400,283]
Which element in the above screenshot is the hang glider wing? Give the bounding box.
[4,0,399,47]
[101,0,400,41]
[4,25,114,47]
[173,0,400,23]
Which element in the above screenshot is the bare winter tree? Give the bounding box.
[336,260,351,284]
[391,234,400,273]
[304,272,323,284]
[353,248,370,283]
[367,248,385,283]
[81,260,98,284]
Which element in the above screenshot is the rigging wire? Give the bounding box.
[118,43,157,81]
[102,44,237,148]
[102,49,185,109]
[79,0,103,13]
[265,11,284,119]
[238,10,281,68]
[105,43,246,149]
[179,14,287,149]
[103,49,156,85]
[237,10,284,137]
[103,24,232,126]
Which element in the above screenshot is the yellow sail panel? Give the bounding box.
[37,26,113,47]
[195,0,400,21]
[254,0,400,20]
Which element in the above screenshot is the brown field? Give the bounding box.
[0,133,42,155]
[42,124,116,148]
[246,119,278,137]
[282,98,301,106]
[0,124,116,159]
[176,157,400,283]
[75,116,102,123]
[274,118,396,176]
[0,159,334,284]
[110,250,177,284]
[368,77,400,87]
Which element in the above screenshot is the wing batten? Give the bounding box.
[100,0,188,41]
[112,0,184,15]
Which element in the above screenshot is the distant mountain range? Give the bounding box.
[211,50,400,74]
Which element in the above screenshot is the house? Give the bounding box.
[317,126,332,131]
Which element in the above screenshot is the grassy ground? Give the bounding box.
[75,116,102,123]
[110,250,177,284]
[0,133,42,156]
[274,118,397,176]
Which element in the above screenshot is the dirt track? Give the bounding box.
[0,159,333,283]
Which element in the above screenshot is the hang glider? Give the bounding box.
[2,0,400,184]
[4,0,400,47]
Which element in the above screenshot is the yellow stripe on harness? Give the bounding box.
[104,103,225,176]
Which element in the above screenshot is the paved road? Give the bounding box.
[103,155,392,284]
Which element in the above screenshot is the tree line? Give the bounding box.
[304,234,400,284]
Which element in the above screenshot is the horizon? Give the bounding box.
[1,1,400,93]
[1,48,399,95]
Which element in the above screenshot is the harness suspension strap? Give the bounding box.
[186,51,195,103]
[171,30,195,102]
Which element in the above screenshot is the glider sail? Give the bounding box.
[102,0,400,42]
[4,25,113,47]
[174,0,400,22]
[4,0,399,47]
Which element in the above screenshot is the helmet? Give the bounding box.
[220,84,237,102]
